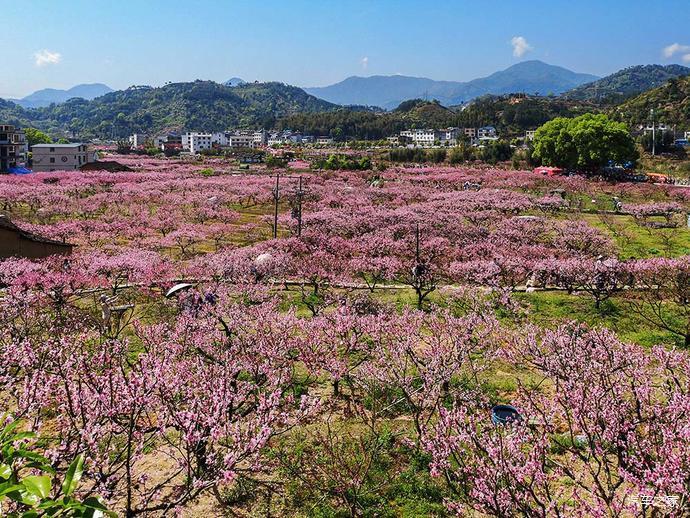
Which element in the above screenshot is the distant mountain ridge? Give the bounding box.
[11,83,114,108]
[305,61,598,109]
[563,64,690,103]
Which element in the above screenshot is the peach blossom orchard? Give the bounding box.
[1,155,690,515]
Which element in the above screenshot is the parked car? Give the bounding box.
[533,166,564,176]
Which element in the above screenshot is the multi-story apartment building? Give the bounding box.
[182,133,213,153]
[211,132,228,147]
[228,133,255,148]
[154,134,183,149]
[31,143,94,172]
[438,127,462,144]
[253,130,267,146]
[268,130,297,146]
[0,125,27,172]
[477,126,498,140]
[463,128,477,139]
[400,129,437,146]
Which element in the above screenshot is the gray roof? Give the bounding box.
[0,214,74,247]
[32,143,86,148]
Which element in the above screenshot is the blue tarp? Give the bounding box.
[8,166,32,175]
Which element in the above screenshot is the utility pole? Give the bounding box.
[271,173,304,239]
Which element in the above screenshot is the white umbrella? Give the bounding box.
[255,253,273,267]
[165,283,194,298]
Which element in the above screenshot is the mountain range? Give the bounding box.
[10,83,114,109]
[1,61,689,140]
[304,61,599,109]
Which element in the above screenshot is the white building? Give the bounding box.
[267,132,283,146]
[31,143,95,172]
[211,132,228,147]
[267,130,302,146]
[477,126,497,139]
[525,130,537,141]
[641,123,670,134]
[128,134,148,148]
[400,129,437,147]
[182,133,213,153]
[316,136,334,145]
[253,130,267,146]
[228,133,255,148]
[685,131,690,140]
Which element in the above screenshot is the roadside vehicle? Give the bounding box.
[533,166,564,176]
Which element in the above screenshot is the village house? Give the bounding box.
[31,143,96,172]
[463,128,477,139]
[400,129,437,146]
[477,126,498,140]
[253,130,267,145]
[227,133,254,148]
[439,127,462,145]
[0,214,73,259]
[128,133,148,148]
[182,133,213,153]
[154,134,183,151]
[0,124,27,172]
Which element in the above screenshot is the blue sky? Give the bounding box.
[2,0,689,98]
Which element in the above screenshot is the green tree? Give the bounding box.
[639,131,676,154]
[23,128,52,147]
[532,114,638,171]
[480,140,513,164]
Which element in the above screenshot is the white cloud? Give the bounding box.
[360,56,369,69]
[511,36,533,58]
[662,43,690,58]
[34,49,62,67]
[683,54,690,64]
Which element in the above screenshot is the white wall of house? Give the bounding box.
[31,144,93,172]
[128,134,148,148]
[182,133,213,153]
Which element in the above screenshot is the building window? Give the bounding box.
[50,147,55,152]
[50,157,55,163]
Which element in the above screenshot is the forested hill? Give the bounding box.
[612,75,690,128]
[563,64,690,104]
[4,74,686,142]
[0,81,340,138]
[278,95,597,140]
